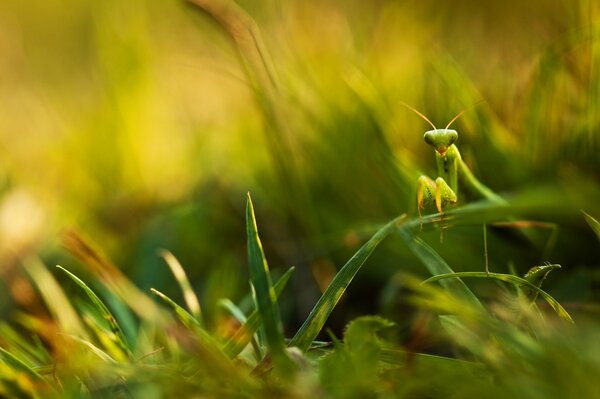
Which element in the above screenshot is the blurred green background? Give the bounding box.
[1,0,599,333]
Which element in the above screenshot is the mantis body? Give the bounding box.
[407,106,506,222]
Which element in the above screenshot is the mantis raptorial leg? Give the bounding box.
[405,104,560,274]
[403,104,506,229]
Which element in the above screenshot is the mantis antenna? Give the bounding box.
[445,109,467,131]
[400,102,437,131]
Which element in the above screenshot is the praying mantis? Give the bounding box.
[401,104,507,223]
[405,104,560,277]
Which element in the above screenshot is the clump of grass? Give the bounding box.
[2,193,596,398]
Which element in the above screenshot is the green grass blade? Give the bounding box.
[222,266,295,358]
[289,214,407,352]
[56,265,131,356]
[24,258,87,338]
[422,272,573,322]
[150,288,202,330]
[159,249,202,322]
[0,347,47,383]
[219,299,262,361]
[65,335,117,364]
[245,193,287,361]
[582,210,600,241]
[397,226,484,311]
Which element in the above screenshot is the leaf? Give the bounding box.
[150,288,202,330]
[23,258,87,338]
[245,193,288,362]
[159,249,202,322]
[582,210,600,242]
[289,214,407,352]
[56,265,131,356]
[397,226,484,311]
[222,266,294,358]
[422,272,573,323]
[219,299,262,361]
[0,347,47,383]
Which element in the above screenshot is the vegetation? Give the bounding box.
[0,0,599,397]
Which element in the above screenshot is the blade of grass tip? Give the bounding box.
[245,194,288,363]
[150,288,202,330]
[159,249,202,323]
[397,225,484,311]
[222,266,294,359]
[23,258,87,338]
[150,290,246,383]
[582,210,600,241]
[289,214,407,352]
[0,347,48,384]
[422,272,573,323]
[56,265,131,357]
[61,229,167,324]
[150,288,231,358]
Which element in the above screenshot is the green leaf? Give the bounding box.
[56,265,131,356]
[0,347,47,383]
[245,193,288,362]
[422,272,573,323]
[397,226,484,311]
[290,214,407,352]
[222,266,295,358]
[150,288,202,330]
[159,249,203,323]
[24,259,87,338]
[582,210,600,242]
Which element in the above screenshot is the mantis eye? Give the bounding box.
[448,132,458,144]
[423,133,434,145]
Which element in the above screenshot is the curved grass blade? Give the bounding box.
[56,265,131,356]
[24,258,87,338]
[219,299,262,361]
[222,266,294,358]
[422,272,573,322]
[245,194,288,363]
[289,214,407,352]
[397,226,484,311]
[150,288,202,330]
[65,335,117,364]
[159,249,202,323]
[0,347,48,384]
[582,210,600,241]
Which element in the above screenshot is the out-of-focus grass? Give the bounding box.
[0,0,600,396]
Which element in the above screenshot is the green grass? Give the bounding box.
[1,0,600,397]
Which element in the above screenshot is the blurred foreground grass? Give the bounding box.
[1,0,600,397]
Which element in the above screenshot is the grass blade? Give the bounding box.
[245,193,287,361]
[0,347,48,383]
[24,258,87,338]
[150,288,202,330]
[56,265,131,356]
[422,271,573,322]
[289,214,407,352]
[219,299,262,361]
[222,266,294,358]
[582,210,600,241]
[159,249,202,322]
[397,226,484,311]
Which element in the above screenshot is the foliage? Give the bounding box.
[1,0,600,397]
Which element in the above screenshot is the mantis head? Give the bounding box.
[423,129,458,156]
[399,102,466,157]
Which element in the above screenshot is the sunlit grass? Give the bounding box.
[1,0,600,397]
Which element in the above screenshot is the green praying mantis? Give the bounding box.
[402,104,507,223]
[405,104,560,282]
